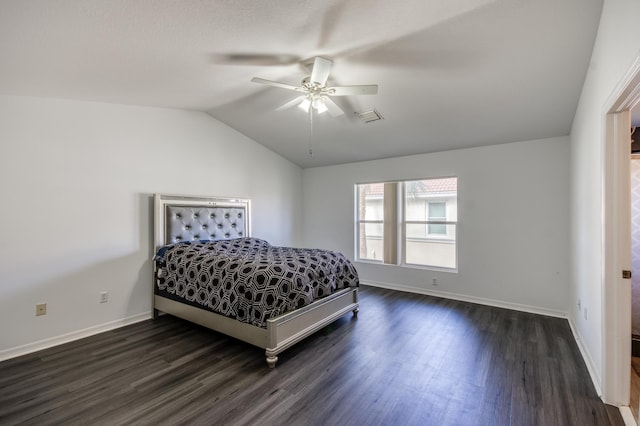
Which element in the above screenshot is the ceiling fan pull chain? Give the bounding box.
[308,105,313,156]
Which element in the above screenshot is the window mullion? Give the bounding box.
[383,182,398,264]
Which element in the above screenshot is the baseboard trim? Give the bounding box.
[360,280,567,318]
[619,406,636,426]
[567,315,603,397]
[0,312,152,362]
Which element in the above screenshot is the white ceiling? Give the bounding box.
[0,0,606,168]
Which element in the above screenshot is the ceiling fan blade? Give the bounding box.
[250,77,301,91]
[275,96,307,111]
[328,85,379,96]
[213,53,300,66]
[323,97,345,117]
[310,57,333,86]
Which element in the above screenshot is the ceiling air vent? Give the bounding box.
[357,109,384,123]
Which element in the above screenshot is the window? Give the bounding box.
[428,202,446,235]
[356,177,457,270]
[356,183,384,261]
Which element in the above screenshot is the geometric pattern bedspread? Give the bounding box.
[155,238,359,328]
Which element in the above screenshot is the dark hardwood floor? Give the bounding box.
[0,286,624,425]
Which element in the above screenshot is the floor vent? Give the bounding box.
[357,109,384,123]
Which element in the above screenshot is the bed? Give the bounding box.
[153,194,359,368]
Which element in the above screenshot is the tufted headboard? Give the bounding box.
[154,194,251,249]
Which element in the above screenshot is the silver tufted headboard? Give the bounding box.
[154,194,251,249]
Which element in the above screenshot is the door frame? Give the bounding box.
[602,52,640,406]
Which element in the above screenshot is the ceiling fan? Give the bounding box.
[250,57,378,117]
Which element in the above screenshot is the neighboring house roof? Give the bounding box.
[364,178,457,197]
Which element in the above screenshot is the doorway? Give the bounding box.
[602,52,640,416]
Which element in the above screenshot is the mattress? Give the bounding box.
[155,238,359,328]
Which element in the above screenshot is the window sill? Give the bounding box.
[355,259,458,273]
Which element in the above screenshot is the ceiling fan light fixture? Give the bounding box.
[313,97,328,114]
[298,97,311,112]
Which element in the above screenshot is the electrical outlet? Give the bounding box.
[36,303,46,316]
[584,307,588,320]
[432,277,438,286]
[99,291,108,303]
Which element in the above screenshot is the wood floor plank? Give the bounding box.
[0,285,625,425]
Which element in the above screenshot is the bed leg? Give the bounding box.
[352,307,359,317]
[153,309,159,319]
[266,353,278,369]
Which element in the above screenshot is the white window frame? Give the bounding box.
[355,177,458,272]
[401,180,457,271]
[355,186,384,263]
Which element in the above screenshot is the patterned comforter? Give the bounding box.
[155,238,359,328]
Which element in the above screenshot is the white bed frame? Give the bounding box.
[153,194,359,368]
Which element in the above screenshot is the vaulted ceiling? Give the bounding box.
[0,0,605,168]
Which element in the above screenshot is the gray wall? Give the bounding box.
[569,0,640,391]
[0,95,302,357]
[302,137,570,315]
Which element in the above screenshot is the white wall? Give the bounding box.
[569,0,640,392]
[0,95,302,357]
[303,137,570,315]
